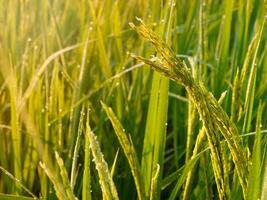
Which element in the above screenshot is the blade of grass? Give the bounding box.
[82,105,91,200]
[261,142,267,199]
[0,194,36,200]
[55,152,78,200]
[242,17,266,133]
[140,2,175,198]
[88,0,111,78]
[168,153,201,200]
[86,123,119,200]
[101,101,145,200]
[247,101,263,200]
[68,26,93,170]
[0,166,38,199]
[8,62,22,193]
[111,149,120,178]
[39,162,69,200]
[70,106,85,189]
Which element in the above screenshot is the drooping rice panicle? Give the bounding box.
[130,21,249,199]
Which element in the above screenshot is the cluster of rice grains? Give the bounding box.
[130,21,249,200]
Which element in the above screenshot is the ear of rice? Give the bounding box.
[130,21,249,199]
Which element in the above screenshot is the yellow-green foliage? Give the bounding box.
[0,1,266,200]
[101,101,145,200]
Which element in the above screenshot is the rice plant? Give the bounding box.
[0,0,266,200]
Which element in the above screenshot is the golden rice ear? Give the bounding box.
[130,21,249,200]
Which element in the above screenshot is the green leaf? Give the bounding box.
[247,102,263,200]
[101,101,145,200]
[0,194,36,200]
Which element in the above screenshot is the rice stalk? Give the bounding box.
[149,164,160,200]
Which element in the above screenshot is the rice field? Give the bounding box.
[0,0,267,199]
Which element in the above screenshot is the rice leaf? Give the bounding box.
[247,102,263,200]
[101,101,144,200]
[150,164,160,200]
[86,122,119,200]
[242,18,266,133]
[70,106,85,189]
[0,193,36,200]
[0,166,37,199]
[168,153,201,200]
[39,162,69,200]
[261,142,267,199]
[82,105,91,200]
[55,152,77,200]
[111,149,120,178]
